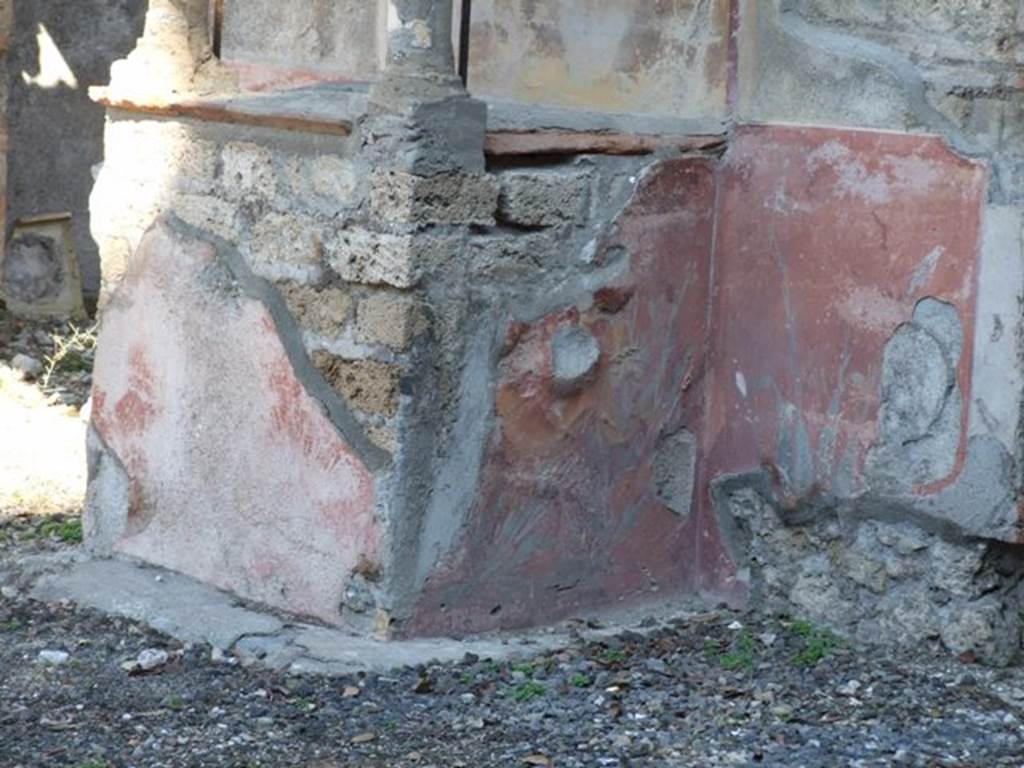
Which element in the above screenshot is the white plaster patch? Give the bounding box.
[407,19,433,49]
[968,206,1024,451]
[906,246,945,297]
[735,371,748,398]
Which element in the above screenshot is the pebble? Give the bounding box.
[10,354,43,381]
[644,658,669,676]
[38,650,70,665]
[836,680,862,697]
[122,648,170,674]
[137,648,170,671]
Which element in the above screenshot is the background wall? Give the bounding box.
[219,0,386,88]
[468,0,730,122]
[7,0,146,303]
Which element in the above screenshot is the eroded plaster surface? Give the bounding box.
[409,158,716,635]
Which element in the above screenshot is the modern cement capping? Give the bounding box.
[89,84,728,155]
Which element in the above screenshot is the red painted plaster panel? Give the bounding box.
[699,125,986,588]
[410,159,718,635]
[90,221,378,626]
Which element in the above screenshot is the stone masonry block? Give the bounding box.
[222,141,277,201]
[312,352,401,417]
[166,139,219,196]
[355,292,423,351]
[173,194,238,243]
[280,153,363,214]
[245,212,324,284]
[278,283,353,337]
[364,423,398,455]
[97,237,133,303]
[309,155,361,207]
[370,171,498,226]
[497,170,592,228]
[328,228,458,289]
[467,232,558,282]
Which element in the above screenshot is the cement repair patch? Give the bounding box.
[27,556,576,675]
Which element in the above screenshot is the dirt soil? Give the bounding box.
[0,314,91,519]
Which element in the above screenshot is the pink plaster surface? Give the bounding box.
[90,220,378,626]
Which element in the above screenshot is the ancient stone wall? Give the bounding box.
[84,0,1024,662]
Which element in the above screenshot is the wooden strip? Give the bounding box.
[484,129,727,157]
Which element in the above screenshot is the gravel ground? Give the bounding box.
[3,540,1024,768]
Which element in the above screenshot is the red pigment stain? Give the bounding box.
[103,345,159,439]
[266,357,352,472]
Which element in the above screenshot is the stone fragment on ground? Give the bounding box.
[9,353,41,380]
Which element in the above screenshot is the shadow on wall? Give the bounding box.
[8,0,147,308]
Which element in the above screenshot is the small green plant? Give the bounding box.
[703,638,719,658]
[512,663,535,677]
[511,680,547,703]
[167,695,185,711]
[600,648,626,664]
[569,673,592,688]
[720,630,756,671]
[458,672,474,685]
[488,662,503,674]
[2,618,22,632]
[292,696,317,712]
[39,517,83,544]
[790,620,840,667]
